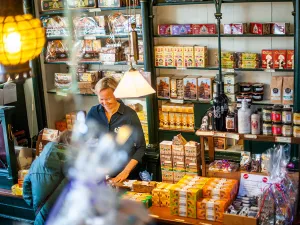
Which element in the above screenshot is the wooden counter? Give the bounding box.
[148,206,222,225]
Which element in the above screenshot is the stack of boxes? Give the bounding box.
[172,135,187,183]
[160,140,174,183]
[262,49,294,69]
[197,178,239,222]
[152,183,175,207]
[236,52,260,69]
[121,192,152,208]
[154,45,208,68]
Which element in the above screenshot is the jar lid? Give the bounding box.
[252,83,264,87]
[282,108,292,111]
[283,124,292,126]
[240,82,252,87]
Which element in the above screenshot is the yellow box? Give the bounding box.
[170,205,179,215]
[172,144,184,156]
[174,46,184,68]
[160,154,173,170]
[173,170,186,183]
[164,46,174,67]
[169,112,176,129]
[161,169,174,183]
[155,46,164,67]
[162,112,169,128]
[184,46,194,67]
[160,141,172,155]
[182,113,188,129]
[175,113,182,129]
[194,46,208,68]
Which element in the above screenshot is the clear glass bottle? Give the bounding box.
[238,99,252,134]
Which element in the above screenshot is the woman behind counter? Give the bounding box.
[86,77,146,183]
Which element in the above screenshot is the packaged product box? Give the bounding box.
[173,170,186,183]
[187,114,194,130]
[182,103,194,114]
[223,24,232,34]
[161,154,173,171]
[250,22,271,35]
[223,73,237,85]
[224,84,238,94]
[172,144,184,156]
[185,155,200,173]
[270,76,283,104]
[271,22,290,34]
[282,76,294,105]
[154,46,164,67]
[68,0,96,8]
[222,60,236,69]
[183,46,194,67]
[132,181,157,193]
[164,46,174,67]
[160,140,172,155]
[41,0,65,11]
[240,52,260,61]
[55,120,67,132]
[158,24,172,35]
[169,112,176,129]
[157,75,172,99]
[198,77,212,101]
[77,71,100,82]
[240,60,260,69]
[184,141,200,157]
[54,73,72,89]
[161,102,171,112]
[231,23,248,34]
[162,169,174,183]
[173,46,184,68]
[162,112,169,128]
[183,76,198,100]
[273,50,287,69]
[221,51,236,61]
[192,24,216,34]
[172,155,185,171]
[186,187,203,218]
[78,81,94,89]
[181,113,188,130]
[98,0,121,7]
[214,137,227,150]
[170,75,186,99]
[261,49,274,68]
[194,46,208,68]
[287,50,294,69]
[159,108,164,128]
[171,24,192,35]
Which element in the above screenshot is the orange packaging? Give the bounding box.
[273,50,287,69]
[184,46,194,67]
[55,120,67,132]
[287,50,294,69]
[174,46,184,67]
[194,46,208,68]
[175,113,182,129]
[155,46,164,67]
[261,49,273,69]
[164,46,174,67]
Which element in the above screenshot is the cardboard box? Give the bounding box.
[183,46,194,67]
[175,113,182,129]
[185,155,201,173]
[183,76,198,100]
[287,50,294,69]
[160,141,172,155]
[171,24,192,35]
[250,23,271,35]
[240,53,260,61]
[164,46,174,67]
[172,144,185,156]
[169,112,176,129]
[173,46,184,68]
[273,50,287,69]
[192,24,216,34]
[157,75,172,99]
[194,46,208,68]
[223,213,257,225]
[198,77,212,101]
[261,49,273,69]
[271,22,290,34]
[240,60,260,69]
[231,23,248,34]
[223,24,232,34]
[158,24,172,35]
[170,75,186,99]
[172,155,185,171]
[162,112,169,128]
[154,46,164,67]
[160,154,173,170]
[173,170,186,182]
[41,0,65,11]
[161,169,174,183]
[224,84,238,94]
[223,73,237,85]
[214,137,227,150]
[184,141,200,157]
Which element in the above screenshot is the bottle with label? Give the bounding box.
[238,99,252,134]
[220,82,229,131]
[213,83,222,131]
[251,111,261,134]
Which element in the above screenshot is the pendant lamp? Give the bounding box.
[0,0,46,81]
[114,23,155,98]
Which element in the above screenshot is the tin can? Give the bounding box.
[251,113,261,134]
[271,108,282,123]
[282,108,293,124]
[282,124,292,137]
[272,123,282,136]
[263,107,272,122]
[293,126,300,137]
[263,122,272,135]
[293,113,300,125]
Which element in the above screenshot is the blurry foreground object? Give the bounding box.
[0,0,45,81]
[46,112,153,225]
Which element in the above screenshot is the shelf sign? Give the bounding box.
[103,62,115,65]
[264,68,275,73]
[226,133,240,140]
[214,132,226,138]
[149,214,159,218]
[222,69,235,73]
[275,137,291,143]
[244,134,257,139]
[84,35,96,40]
[89,8,101,12]
[56,90,68,97]
[176,67,187,70]
[170,99,184,104]
[196,131,214,136]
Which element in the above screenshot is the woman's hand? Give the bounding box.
[111,169,130,183]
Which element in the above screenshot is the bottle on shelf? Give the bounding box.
[238,99,252,134]
[220,82,229,131]
[213,82,223,131]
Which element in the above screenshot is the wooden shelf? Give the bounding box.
[155,66,218,70]
[155,34,294,38]
[154,0,291,6]
[196,130,300,144]
[47,34,143,40]
[45,61,144,66]
[159,128,196,133]
[149,206,222,225]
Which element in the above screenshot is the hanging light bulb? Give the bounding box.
[0,0,46,81]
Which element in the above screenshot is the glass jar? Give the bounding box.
[263,107,272,122]
[271,108,282,123]
[293,126,300,138]
[282,108,293,124]
[272,123,282,136]
[263,122,272,135]
[293,113,300,125]
[282,124,292,137]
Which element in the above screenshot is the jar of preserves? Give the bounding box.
[272,123,282,136]
[263,122,272,135]
[293,113,300,125]
[282,124,292,137]
[263,107,272,122]
[271,108,282,123]
[282,108,292,124]
[293,126,300,137]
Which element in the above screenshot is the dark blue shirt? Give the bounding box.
[86,101,146,167]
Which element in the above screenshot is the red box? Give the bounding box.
[223,24,232,34]
[261,49,273,68]
[273,50,287,69]
[232,23,248,34]
[271,23,290,34]
[158,24,172,35]
[287,50,294,69]
[193,24,216,34]
[250,23,271,35]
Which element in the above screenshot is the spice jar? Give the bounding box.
[263,122,272,135]
[272,123,282,136]
[226,113,235,132]
[263,107,272,122]
[293,126,300,137]
[282,108,293,124]
[293,113,300,125]
[282,124,292,137]
[271,108,282,123]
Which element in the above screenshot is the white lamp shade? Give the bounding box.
[114,70,156,98]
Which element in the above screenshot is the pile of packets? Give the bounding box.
[155,45,208,68]
[225,196,259,218]
[160,134,201,183]
[208,160,239,172]
[159,103,195,131]
[121,192,152,208]
[240,151,269,173]
[55,111,86,131]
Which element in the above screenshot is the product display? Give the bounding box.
[152,183,175,207]
[208,160,239,172]
[41,16,69,37]
[121,192,152,208]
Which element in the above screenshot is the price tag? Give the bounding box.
[84,35,96,40]
[222,69,235,73]
[176,67,187,70]
[244,134,257,139]
[196,131,214,136]
[226,133,240,140]
[275,137,291,143]
[174,219,185,222]
[89,8,101,12]
[214,132,226,137]
[103,62,115,65]
[170,99,184,104]
[264,68,275,73]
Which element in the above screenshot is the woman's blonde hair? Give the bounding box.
[56,130,72,145]
[94,77,118,95]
